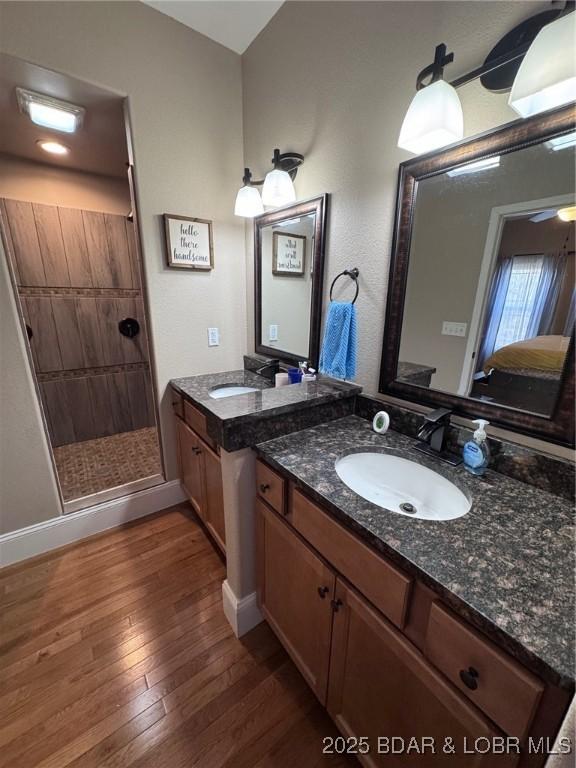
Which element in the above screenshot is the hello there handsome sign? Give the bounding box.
[163,214,214,270]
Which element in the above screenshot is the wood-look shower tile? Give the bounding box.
[32,203,71,287]
[41,380,76,446]
[108,373,134,433]
[52,298,85,370]
[87,375,117,438]
[64,378,96,443]
[0,199,21,284]
[104,214,133,288]
[126,370,154,430]
[125,218,141,289]
[21,296,63,372]
[59,207,93,287]
[97,298,125,366]
[3,199,46,286]
[18,298,39,370]
[75,297,105,367]
[116,297,147,363]
[83,211,113,288]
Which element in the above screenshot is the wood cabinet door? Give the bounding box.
[256,499,335,704]
[177,418,206,519]
[327,580,518,768]
[203,446,226,553]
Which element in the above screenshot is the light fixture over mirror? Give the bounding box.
[509,11,576,117]
[234,148,304,217]
[398,44,463,155]
[398,2,575,157]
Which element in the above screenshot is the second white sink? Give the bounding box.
[335,452,471,521]
[209,385,259,399]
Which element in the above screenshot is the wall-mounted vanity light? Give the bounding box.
[398,44,463,154]
[234,148,304,217]
[398,1,575,156]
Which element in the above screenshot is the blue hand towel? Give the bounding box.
[319,301,357,380]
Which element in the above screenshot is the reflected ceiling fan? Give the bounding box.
[530,206,576,222]
[529,209,559,222]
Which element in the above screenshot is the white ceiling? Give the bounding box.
[0,54,128,178]
[144,0,284,54]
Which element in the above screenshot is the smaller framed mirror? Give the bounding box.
[254,194,328,366]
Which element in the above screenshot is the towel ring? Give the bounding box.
[329,268,360,304]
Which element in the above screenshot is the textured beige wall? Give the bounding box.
[242,0,550,392]
[0,0,245,532]
[0,238,62,534]
[0,154,131,213]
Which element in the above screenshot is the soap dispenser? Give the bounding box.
[462,419,491,476]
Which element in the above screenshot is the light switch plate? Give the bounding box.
[207,327,219,346]
[442,321,467,337]
[269,324,278,342]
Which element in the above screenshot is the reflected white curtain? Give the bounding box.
[479,252,567,370]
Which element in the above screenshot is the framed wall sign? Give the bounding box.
[163,214,214,270]
[272,231,306,276]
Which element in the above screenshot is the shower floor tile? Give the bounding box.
[54,427,162,502]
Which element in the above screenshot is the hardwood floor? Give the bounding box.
[0,504,355,768]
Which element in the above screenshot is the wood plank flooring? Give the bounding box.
[0,504,355,768]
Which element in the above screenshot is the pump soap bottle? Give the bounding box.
[462,419,491,476]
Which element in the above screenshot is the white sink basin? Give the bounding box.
[209,385,259,399]
[335,452,471,521]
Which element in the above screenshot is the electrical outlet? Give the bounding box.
[269,324,278,342]
[442,321,467,337]
[207,327,219,346]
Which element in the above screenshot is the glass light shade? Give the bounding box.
[558,206,576,222]
[398,79,464,155]
[261,168,296,207]
[509,13,576,118]
[234,185,264,217]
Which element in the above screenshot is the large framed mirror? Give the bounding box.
[380,104,575,446]
[254,194,328,366]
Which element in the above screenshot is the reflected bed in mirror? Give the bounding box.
[381,104,575,446]
[254,195,328,366]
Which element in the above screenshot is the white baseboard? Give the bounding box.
[0,480,186,568]
[222,579,263,637]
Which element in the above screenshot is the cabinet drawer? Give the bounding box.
[425,602,544,739]
[291,489,411,629]
[184,400,217,451]
[256,460,285,516]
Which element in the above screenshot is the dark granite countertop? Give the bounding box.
[170,370,360,451]
[255,415,575,690]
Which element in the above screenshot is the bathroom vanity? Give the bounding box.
[254,415,574,767]
[169,364,360,630]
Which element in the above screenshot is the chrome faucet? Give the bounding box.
[254,359,280,383]
[414,408,462,466]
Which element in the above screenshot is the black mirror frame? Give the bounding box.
[379,103,575,447]
[254,194,328,368]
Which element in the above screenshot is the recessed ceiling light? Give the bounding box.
[17,87,84,133]
[37,140,69,156]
